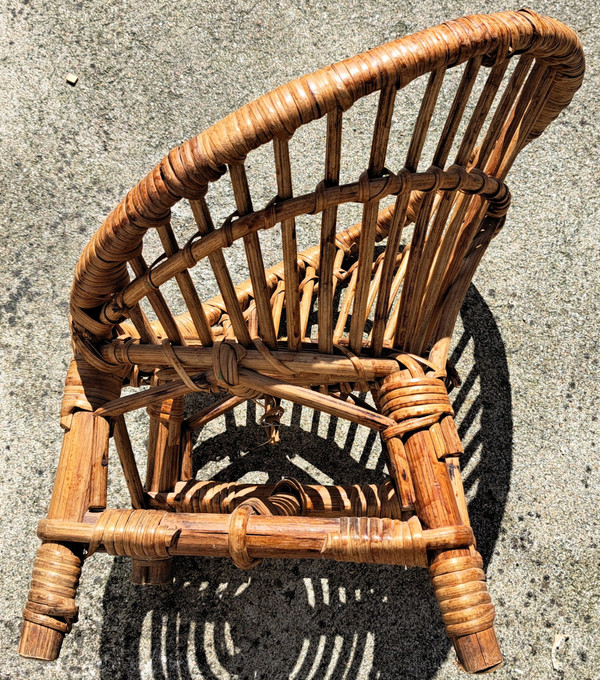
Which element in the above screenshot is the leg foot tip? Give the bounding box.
[454,628,503,674]
[18,621,64,661]
[131,558,172,586]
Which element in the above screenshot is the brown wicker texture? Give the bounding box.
[19,9,584,675]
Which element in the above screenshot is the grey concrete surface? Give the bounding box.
[1,1,599,678]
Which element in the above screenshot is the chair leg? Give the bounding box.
[135,395,185,585]
[131,558,172,585]
[145,395,184,494]
[19,411,110,660]
[379,369,502,674]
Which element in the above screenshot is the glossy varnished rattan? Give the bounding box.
[19,9,583,674]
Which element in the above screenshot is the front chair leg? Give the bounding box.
[19,411,110,660]
[379,365,502,674]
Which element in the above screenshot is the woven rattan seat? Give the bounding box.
[19,9,584,674]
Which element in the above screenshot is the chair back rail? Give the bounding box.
[68,10,583,376]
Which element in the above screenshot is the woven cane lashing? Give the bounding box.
[37,510,476,570]
[323,515,428,566]
[431,554,496,638]
[85,509,179,559]
[170,478,403,518]
[22,547,81,634]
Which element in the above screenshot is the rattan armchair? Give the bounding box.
[19,9,584,674]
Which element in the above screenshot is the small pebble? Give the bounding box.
[66,72,79,86]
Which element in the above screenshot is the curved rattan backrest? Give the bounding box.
[70,9,583,374]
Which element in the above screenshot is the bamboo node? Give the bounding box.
[228,501,271,569]
[211,340,260,399]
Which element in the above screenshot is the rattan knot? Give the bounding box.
[142,253,168,292]
[323,515,427,566]
[70,329,127,376]
[426,165,444,193]
[310,179,329,215]
[350,480,402,519]
[220,210,238,247]
[373,167,398,201]
[487,184,512,218]
[270,477,310,515]
[181,231,204,269]
[252,337,295,377]
[446,164,470,192]
[178,480,236,513]
[430,553,496,638]
[358,169,371,203]
[211,340,259,399]
[86,509,179,559]
[391,167,412,196]
[105,336,138,368]
[334,343,369,392]
[462,167,488,195]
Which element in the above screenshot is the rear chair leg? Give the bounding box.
[19,411,110,660]
[132,394,185,585]
[379,366,502,674]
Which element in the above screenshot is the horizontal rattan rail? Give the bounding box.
[97,166,510,327]
[154,479,406,516]
[37,511,475,563]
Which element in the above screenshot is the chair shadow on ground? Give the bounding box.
[99,285,513,680]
